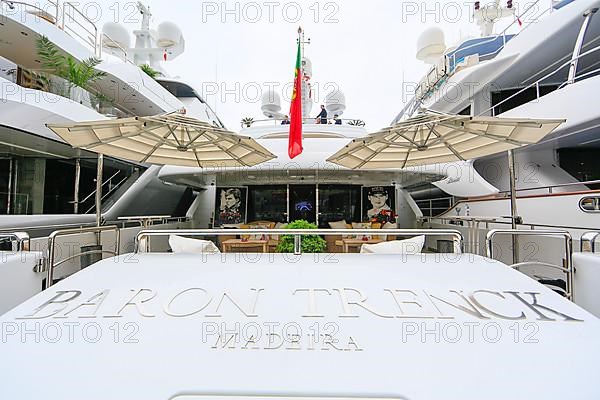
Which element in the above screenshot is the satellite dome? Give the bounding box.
[261,90,281,117]
[157,21,183,48]
[102,22,130,49]
[416,27,446,64]
[325,89,346,116]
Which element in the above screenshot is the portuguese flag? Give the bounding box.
[288,40,303,159]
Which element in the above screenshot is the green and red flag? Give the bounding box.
[288,39,303,159]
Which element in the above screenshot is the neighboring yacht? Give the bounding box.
[0,1,220,231]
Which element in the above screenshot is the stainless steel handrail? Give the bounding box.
[486,229,573,299]
[559,66,600,89]
[79,170,121,205]
[134,228,464,255]
[62,1,98,55]
[580,231,600,253]
[0,231,30,251]
[47,225,120,287]
[0,0,60,24]
[480,43,600,117]
[424,214,600,234]
[496,178,600,195]
[84,175,129,214]
[0,222,96,234]
[244,117,366,127]
[100,32,128,60]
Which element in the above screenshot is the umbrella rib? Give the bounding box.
[187,128,209,144]
[83,131,142,149]
[184,127,204,168]
[167,125,184,148]
[430,127,465,161]
[401,125,420,168]
[220,134,272,157]
[192,127,250,167]
[354,145,384,169]
[140,129,174,163]
[397,131,422,147]
[422,124,435,146]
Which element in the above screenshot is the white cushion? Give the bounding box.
[360,235,425,254]
[328,220,347,229]
[221,223,243,229]
[271,222,288,240]
[169,235,221,254]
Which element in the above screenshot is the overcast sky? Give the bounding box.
[82,0,547,130]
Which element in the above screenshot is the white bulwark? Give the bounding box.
[1,251,599,399]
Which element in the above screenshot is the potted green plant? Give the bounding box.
[276,220,327,253]
[348,119,366,127]
[36,35,107,104]
[140,63,159,79]
[241,117,254,128]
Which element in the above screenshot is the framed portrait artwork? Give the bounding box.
[362,186,396,223]
[214,187,248,226]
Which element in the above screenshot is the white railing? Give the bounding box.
[61,1,98,56]
[495,179,600,196]
[46,225,120,286]
[1,0,110,58]
[0,0,60,24]
[243,117,366,128]
[135,228,464,255]
[486,229,573,299]
[481,44,600,116]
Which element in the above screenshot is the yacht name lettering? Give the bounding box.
[16,287,584,322]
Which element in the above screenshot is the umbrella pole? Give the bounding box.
[507,149,519,264]
[95,154,103,244]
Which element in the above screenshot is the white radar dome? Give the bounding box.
[416,27,446,64]
[157,21,183,48]
[325,89,346,116]
[102,22,130,49]
[261,90,281,117]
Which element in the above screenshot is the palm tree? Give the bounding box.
[348,119,366,127]
[140,64,159,79]
[36,35,107,99]
[241,117,254,128]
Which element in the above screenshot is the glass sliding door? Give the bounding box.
[247,185,288,223]
[318,185,361,228]
[0,159,10,214]
[289,185,316,223]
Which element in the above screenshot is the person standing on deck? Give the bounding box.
[315,104,327,124]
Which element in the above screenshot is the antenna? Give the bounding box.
[137,1,152,31]
[297,26,311,56]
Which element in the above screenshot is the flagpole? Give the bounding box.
[298,26,303,121]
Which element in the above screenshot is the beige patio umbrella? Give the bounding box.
[47,113,276,168]
[327,111,565,169]
[47,113,276,228]
[327,111,565,260]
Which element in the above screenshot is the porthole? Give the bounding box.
[579,196,600,212]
